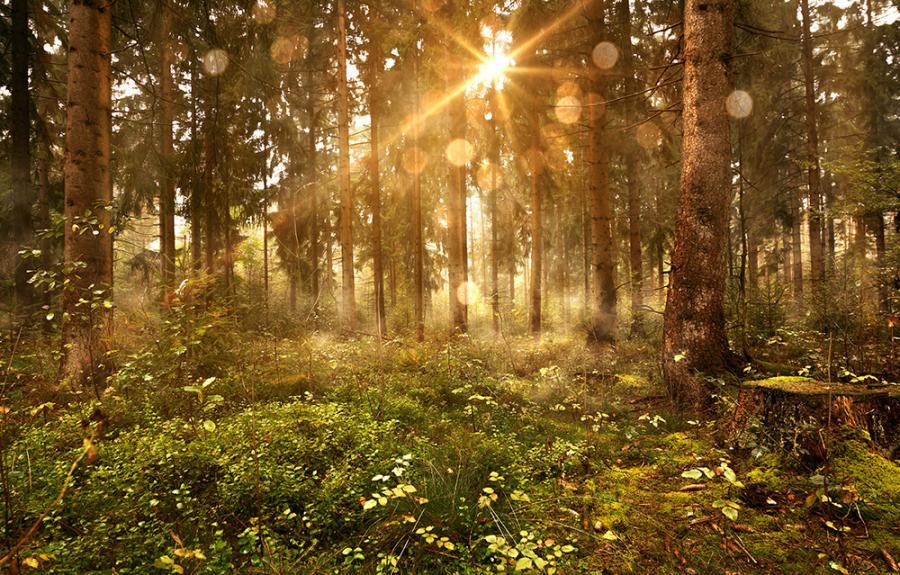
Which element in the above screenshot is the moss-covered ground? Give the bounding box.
[2,333,898,573]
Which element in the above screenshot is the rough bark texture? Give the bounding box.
[662,0,737,409]
[189,54,203,272]
[337,0,356,331]
[159,2,176,301]
[10,0,33,307]
[62,0,114,388]
[307,62,320,317]
[791,184,804,307]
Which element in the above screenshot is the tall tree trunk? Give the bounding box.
[204,78,219,276]
[791,184,804,308]
[369,37,387,338]
[190,53,203,272]
[159,1,176,303]
[337,0,356,330]
[619,0,643,337]
[10,0,33,308]
[489,89,500,333]
[800,0,824,290]
[662,0,737,409]
[528,113,542,336]
[447,76,468,334]
[586,0,616,343]
[307,64,320,318]
[62,0,113,388]
[412,24,425,342]
[781,224,791,289]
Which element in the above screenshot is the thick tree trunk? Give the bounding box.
[586,8,617,342]
[662,0,737,409]
[204,78,219,276]
[800,0,825,290]
[62,0,113,389]
[337,0,356,330]
[159,2,176,302]
[10,0,33,308]
[489,91,500,333]
[369,39,387,338]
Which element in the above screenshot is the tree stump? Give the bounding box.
[725,377,900,460]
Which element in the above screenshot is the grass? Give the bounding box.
[1,330,898,574]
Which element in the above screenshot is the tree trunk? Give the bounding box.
[662,0,737,409]
[62,0,113,389]
[586,1,616,343]
[337,0,356,331]
[791,184,804,308]
[412,29,425,342]
[159,1,176,303]
[528,112,542,337]
[489,90,500,333]
[369,37,387,338]
[10,0,33,308]
[800,0,824,290]
[204,78,219,276]
[190,53,203,273]
[447,76,468,334]
[307,63,320,318]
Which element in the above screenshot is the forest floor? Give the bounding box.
[2,326,899,574]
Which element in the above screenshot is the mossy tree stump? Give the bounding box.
[726,377,899,459]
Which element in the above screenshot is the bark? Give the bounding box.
[204,78,219,276]
[800,0,825,289]
[337,0,357,330]
[586,1,616,343]
[662,0,737,409]
[369,35,387,338]
[10,0,33,307]
[62,0,114,389]
[158,1,176,302]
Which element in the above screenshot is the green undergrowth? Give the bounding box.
[3,334,898,574]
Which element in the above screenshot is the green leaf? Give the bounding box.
[722,467,737,483]
[514,557,533,571]
[202,420,216,432]
[722,507,738,521]
[681,469,703,480]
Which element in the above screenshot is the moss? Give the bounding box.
[749,376,894,397]
[829,439,900,524]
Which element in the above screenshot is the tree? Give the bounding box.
[61,0,114,388]
[158,0,176,302]
[586,0,616,343]
[337,0,357,331]
[662,0,738,409]
[800,0,825,291]
[10,0,33,308]
[367,9,387,338]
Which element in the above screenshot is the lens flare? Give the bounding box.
[252,1,276,24]
[446,139,474,167]
[555,96,582,125]
[203,49,229,76]
[592,42,619,70]
[726,90,753,119]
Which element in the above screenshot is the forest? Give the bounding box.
[0,0,898,572]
